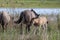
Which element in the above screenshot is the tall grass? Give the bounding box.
[0,13,60,40]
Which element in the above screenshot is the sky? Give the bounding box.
[0,8,60,14]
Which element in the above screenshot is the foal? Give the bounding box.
[31,16,48,34]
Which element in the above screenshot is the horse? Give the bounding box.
[0,11,13,32]
[31,15,48,34]
[14,9,39,33]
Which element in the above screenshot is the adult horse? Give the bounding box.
[14,9,39,33]
[0,11,13,32]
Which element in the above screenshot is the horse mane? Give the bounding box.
[31,9,39,17]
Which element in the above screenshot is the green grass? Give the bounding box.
[0,23,60,40]
[0,10,60,40]
[0,26,60,40]
[0,0,60,8]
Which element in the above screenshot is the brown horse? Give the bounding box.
[0,11,13,32]
[14,9,39,33]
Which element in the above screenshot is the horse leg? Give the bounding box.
[26,25,28,33]
[46,23,47,31]
[42,24,45,31]
[34,26,38,35]
[4,23,8,32]
[2,24,4,32]
[28,22,33,32]
[42,24,45,40]
[2,23,8,32]
[38,25,41,35]
[26,23,31,33]
[45,23,48,40]
[28,25,30,32]
[42,24,48,40]
[26,25,30,33]
[20,23,23,34]
[1,21,5,32]
[44,24,47,31]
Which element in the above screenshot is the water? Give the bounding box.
[0,8,60,14]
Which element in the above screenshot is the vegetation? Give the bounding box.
[0,12,60,40]
[0,0,60,40]
[0,0,60,8]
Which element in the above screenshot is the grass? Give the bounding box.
[0,22,60,40]
[0,0,60,8]
[0,26,60,40]
[0,14,60,40]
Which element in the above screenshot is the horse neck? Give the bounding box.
[32,10,39,17]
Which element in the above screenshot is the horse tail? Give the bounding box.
[14,12,23,24]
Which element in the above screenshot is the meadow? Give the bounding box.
[0,12,60,40]
[0,0,60,8]
[0,0,60,40]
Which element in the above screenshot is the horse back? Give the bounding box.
[2,11,10,23]
[23,10,36,23]
[39,17,48,24]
